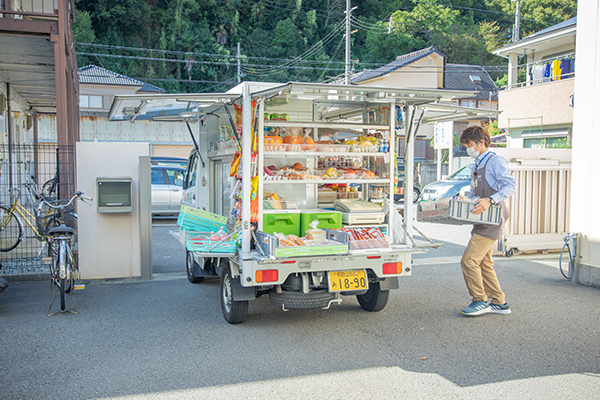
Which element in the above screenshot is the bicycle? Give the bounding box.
[559,232,579,280]
[42,191,92,314]
[0,177,63,252]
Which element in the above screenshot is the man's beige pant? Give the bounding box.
[460,233,506,305]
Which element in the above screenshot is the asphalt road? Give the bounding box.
[1,217,599,399]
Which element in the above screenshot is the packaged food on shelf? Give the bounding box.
[350,143,379,153]
[341,227,390,251]
[263,192,299,210]
[264,136,286,151]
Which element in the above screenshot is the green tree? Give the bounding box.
[72,9,95,44]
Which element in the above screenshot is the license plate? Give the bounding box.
[328,270,368,292]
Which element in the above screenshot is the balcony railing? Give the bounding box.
[0,0,59,19]
[501,53,575,91]
[502,72,575,91]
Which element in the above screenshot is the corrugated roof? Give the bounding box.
[444,64,498,100]
[78,65,164,93]
[351,46,445,84]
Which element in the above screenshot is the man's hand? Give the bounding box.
[473,197,491,215]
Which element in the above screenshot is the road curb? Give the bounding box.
[1,272,51,282]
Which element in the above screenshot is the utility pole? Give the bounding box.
[237,42,241,83]
[512,0,521,42]
[345,0,351,85]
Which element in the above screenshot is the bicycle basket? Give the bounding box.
[36,202,76,236]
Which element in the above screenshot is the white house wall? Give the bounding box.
[571,1,600,285]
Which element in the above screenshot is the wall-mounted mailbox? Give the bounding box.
[97,177,133,213]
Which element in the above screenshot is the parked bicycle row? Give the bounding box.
[0,175,92,314]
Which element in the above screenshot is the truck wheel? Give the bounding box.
[186,251,204,283]
[357,282,389,312]
[220,265,248,324]
[269,289,335,310]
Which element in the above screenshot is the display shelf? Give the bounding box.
[264,120,389,130]
[263,178,390,185]
[263,151,388,157]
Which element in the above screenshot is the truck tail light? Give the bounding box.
[256,269,278,283]
[383,262,402,275]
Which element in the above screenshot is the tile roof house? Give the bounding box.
[78,65,164,111]
[78,65,164,92]
[38,66,191,158]
[444,64,498,102]
[349,47,498,150]
[351,47,445,85]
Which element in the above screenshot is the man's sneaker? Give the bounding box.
[490,302,511,315]
[461,300,491,316]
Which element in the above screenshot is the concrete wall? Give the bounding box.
[76,142,150,279]
[498,78,574,128]
[571,2,600,286]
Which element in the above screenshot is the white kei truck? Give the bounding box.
[109,81,496,324]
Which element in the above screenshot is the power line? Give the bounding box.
[411,0,552,26]
[76,35,389,67]
[237,0,344,21]
[318,35,345,82]
[240,21,346,76]
[78,51,350,72]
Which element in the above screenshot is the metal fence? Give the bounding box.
[0,144,75,271]
[502,164,571,255]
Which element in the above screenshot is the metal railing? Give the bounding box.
[0,0,59,19]
[0,144,74,270]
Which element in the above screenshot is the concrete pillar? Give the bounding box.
[508,53,519,88]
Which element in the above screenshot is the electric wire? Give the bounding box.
[411,0,552,26]
[349,16,388,33]
[318,35,345,82]
[237,0,344,21]
[76,42,382,67]
[240,20,346,76]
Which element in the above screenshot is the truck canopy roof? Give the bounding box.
[108,81,500,125]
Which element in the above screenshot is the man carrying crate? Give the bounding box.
[459,126,516,316]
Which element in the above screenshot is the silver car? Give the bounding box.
[151,166,185,215]
[420,164,473,201]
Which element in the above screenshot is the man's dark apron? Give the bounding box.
[471,153,510,241]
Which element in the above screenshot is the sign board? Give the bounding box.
[434,121,454,149]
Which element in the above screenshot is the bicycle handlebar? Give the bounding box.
[40,192,93,210]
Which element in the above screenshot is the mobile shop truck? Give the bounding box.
[109,82,493,324]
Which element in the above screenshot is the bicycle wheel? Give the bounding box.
[559,242,573,279]
[59,276,67,311]
[57,240,70,311]
[0,206,23,252]
[42,178,58,201]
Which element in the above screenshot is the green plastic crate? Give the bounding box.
[262,213,301,236]
[300,211,342,236]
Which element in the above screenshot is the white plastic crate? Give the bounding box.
[417,199,501,226]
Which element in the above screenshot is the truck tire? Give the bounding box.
[220,265,248,324]
[186,251,204,283]
[269,289,335,310]
[357,282,389,312]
